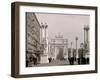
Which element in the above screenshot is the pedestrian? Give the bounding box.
[68,57,74,65]
[48,57,52,63]
[26,59,29,67]
[33,57,37,65]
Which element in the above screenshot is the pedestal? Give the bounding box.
[40,54,49,63]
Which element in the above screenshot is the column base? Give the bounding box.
[40,54,49,63]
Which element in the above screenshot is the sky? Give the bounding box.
[35,13,89,48]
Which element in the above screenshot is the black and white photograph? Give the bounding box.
[26,12,90,67]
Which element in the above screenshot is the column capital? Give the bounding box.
[45,23,48,28]
[75,36,78,40]
[84,25,89,31]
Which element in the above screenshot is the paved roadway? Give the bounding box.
[30,59,70,67]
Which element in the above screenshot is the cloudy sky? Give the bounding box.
[35,13,89,48]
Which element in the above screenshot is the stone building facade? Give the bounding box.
[26,12,41,66]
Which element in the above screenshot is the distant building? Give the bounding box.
[26,12,41,66]
[48,34,68,60]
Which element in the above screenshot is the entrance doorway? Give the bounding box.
[56,47,64,60]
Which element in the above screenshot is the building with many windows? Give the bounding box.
[26,12,41,67]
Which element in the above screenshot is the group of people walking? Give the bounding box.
[26,52,38,67]
[68,57,89,65]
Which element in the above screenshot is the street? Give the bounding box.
[28,59,79,67]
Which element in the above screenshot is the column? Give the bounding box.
[71,42,73,57]
[76,37,78,59]
[66,40,68,59]
[63,39,68,59]
[40,22,49,63]
[86,27,89,51]
[85,26,89,63]
[83,25,89,58]
[53,40,56,59]
[84,27,86,45]
[84,25,89,50]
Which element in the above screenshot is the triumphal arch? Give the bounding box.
[48,34,68,60]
